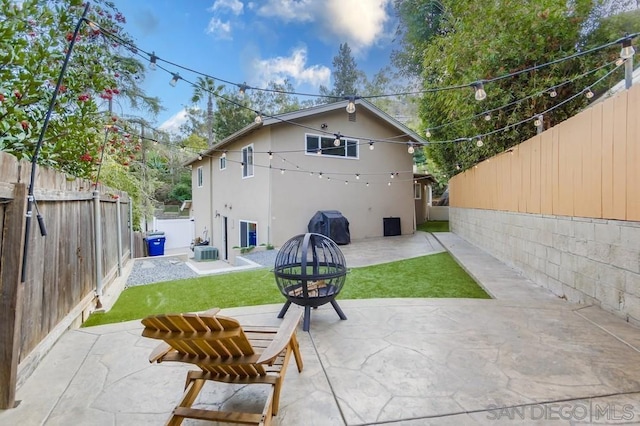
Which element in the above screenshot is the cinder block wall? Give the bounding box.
[450,207,640,325]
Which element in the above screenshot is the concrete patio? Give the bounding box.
[2,233,640,425]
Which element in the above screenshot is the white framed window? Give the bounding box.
[414,182,422,199]
[219,155,226,170]
[305,134,358,159]
[239,220,257,247]
[197,166,203,188]
[242,144,254,178]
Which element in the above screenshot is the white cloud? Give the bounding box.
[209,0,244,15]
[250,47,331,88]
[159,109,189,134]
[255,0,392,52]
[205,18,233,39]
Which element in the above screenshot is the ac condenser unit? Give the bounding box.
[194,246,219,261]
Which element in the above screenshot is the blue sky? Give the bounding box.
[112,0,399,133]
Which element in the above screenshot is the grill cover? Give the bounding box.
[307,210,350,245]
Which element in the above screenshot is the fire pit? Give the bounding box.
[274,233,347,331]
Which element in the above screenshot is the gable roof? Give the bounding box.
[185,98,425,166]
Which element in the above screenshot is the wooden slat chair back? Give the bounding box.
[142,308,303,426]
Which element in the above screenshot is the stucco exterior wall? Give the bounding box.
[190,105,417,258]
[450,207,640,326]
[268,108,415,245]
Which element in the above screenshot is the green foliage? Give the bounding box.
[319,42,366,101]
[167,170,192,202]
[82,252,488,326]
[393,0,637,175]
[0,0,159,179]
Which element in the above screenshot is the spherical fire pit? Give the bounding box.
[274,233,347,331]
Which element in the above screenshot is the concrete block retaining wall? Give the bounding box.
[450,207,640,325]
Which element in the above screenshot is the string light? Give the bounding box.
[369,141,375,150]
[319,172,323,179]
[472,81,487,101]
[197,153,203,160]
[407,143,415,154]
[268,151,273,160]
[366,182,370,187]
[344,181,348,185]
[345,96,356,114]
[484,113,491,121]
[425,129,431,138]
[169,72,180,87]
[238,82,248,96]
[356,173,360,179]
[534,115,542,127]
[390,172,395,179]
[254,112,263,124]
[149,51,157,70]
[620,37,635,59]
[585,88,594,99]
[455,164,461,170]
[548,87,557,97]
[221,151,226,158]
[476,138,484,147]
[280,169,285,175]
[334,133,341,147]
[388,182,392,186]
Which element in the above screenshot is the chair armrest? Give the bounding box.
[149,342,172,363]
[256,309,303,364]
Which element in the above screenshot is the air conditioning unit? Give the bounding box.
[194,246,218,261]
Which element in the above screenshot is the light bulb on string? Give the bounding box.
[455,164,461,171]
[268,151,273,160]
[345,96,356,114]
[280,169,285,175]
[472,81,487,101]
[476,138,484,147]
[616,58,625,66]
[254,112,262,124]
[425,129,431,138]
[169,73,181,87]
[221,151,226,158]
[238,82,248,97]
[388,182,392,186]
[316,148,322,155]
[149,52,157,70]
[369,141,375,150]
[585,88,594,99]
[548,87,557,97]
[407,143,415,154]
[484,113,491,121]
[345,181,348,185]
[534,116,542,127]
[356,173,360,180]
[366,182,369,187]
[319,172,323,179]
[334,133,341,147]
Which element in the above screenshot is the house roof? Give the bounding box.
[184,98,426,166]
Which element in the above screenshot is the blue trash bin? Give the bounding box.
[146,233,166,256]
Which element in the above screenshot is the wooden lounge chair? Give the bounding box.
[141,308,303,426]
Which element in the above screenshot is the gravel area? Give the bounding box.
[237,249,279,268]
[126,250,280,287]
[126,256,197,287]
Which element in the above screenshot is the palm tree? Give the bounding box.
[191,77,218,147]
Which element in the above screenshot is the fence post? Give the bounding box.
[0,183,27,409]
[93,190,103,307]
[129,200,134,259]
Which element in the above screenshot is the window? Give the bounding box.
[242,145,254,178]
[414,182,422,199]
[239,221,257,247]
[197,166,203,188]
[219,155,226,170]
[305,134,358,159]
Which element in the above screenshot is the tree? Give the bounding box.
[393,0,639,176]
[319,43,366,101]
[0,0,160,179]
[190,77,222,147]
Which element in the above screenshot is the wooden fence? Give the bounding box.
[0,152,132,409]
[450,84,640,221]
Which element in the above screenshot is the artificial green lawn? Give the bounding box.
[417,220,450,232]
[83,251,489,327]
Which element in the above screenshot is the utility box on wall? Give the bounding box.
[383,217,401,236]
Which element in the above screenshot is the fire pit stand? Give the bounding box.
[274,233,347,331]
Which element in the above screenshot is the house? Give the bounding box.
[185,98,428,262]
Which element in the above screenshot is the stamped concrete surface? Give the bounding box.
[2,232,640,425]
